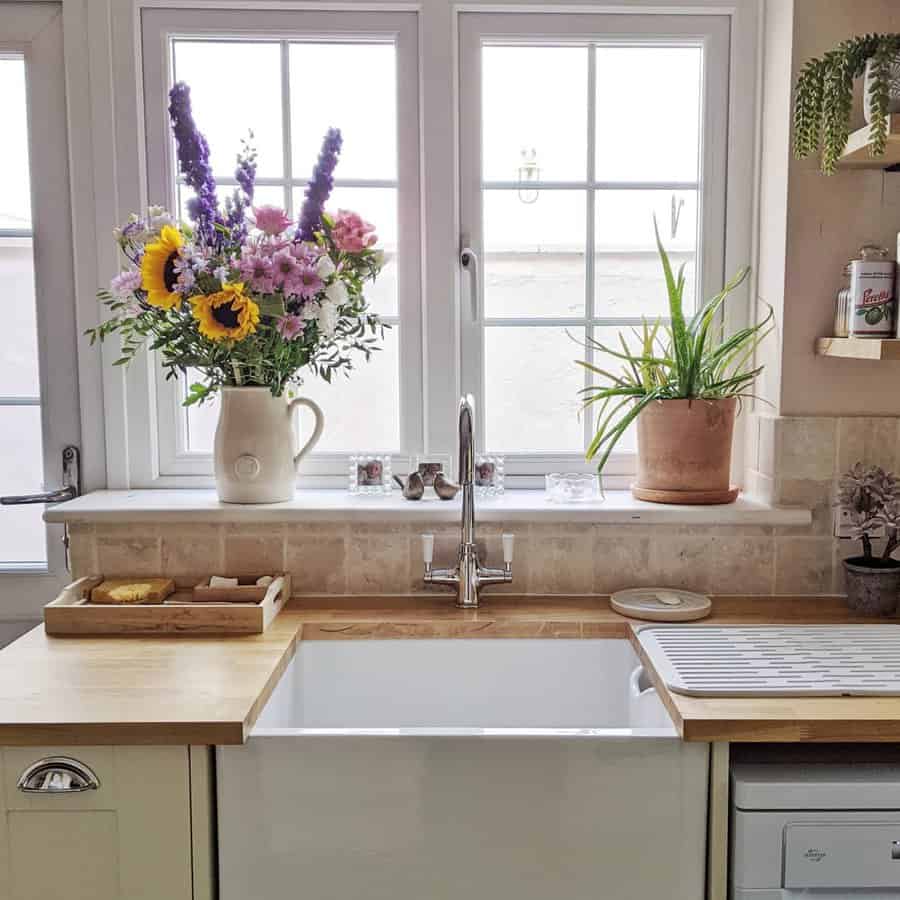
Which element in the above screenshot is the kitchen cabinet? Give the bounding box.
[0,745,212,900]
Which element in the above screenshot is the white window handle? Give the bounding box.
[460,246,479,320]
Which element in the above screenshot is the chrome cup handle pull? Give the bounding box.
[17,757,100,794]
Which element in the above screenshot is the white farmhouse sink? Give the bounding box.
[254,637,670,732]
[218,639,708,900]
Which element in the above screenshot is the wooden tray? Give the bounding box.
[44,574,290,636]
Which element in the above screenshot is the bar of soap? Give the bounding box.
[91,578,175,604]
[256,576,273,587]
[209,576,239,588]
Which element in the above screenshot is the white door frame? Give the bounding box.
[0,2,83,620]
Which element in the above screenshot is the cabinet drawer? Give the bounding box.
[0,746,194,900]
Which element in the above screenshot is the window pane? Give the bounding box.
[595,46,702,183]
[0,239,39,396]
[484,190,585,318]
[172,41,283,177]
[294,185,397,317]
[584,326,643,454]
[178,183,285,222]
[301,324,400,451]
[290,43,396,181]
[482,46,587,182]
[484,326,584,452]
[0,58,31,229]
[0,406,47,565]
[184,326,400,453]
[595,190,697,317]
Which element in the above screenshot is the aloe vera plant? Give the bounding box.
[578,220,772,474]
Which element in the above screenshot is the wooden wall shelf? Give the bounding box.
[816,336,900,360]
[839,114,900,169]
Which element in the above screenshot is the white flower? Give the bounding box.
[300,303,319,322]
[316,255,336,279]
[372,249,386,269]
[147,205,175,232]
[317,299,339,337]
[213,266,229,283]
[325,280,348,308]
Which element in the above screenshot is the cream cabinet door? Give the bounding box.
[0,746,193,900]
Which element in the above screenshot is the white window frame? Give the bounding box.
[136,7,422,486]
[77,0,759,492]
[458,11,731,481]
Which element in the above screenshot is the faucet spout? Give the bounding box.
[458,394,475,486]
[422,393,513,607]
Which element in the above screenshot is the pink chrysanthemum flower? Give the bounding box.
[250,205,293,237]
[272,249,302,293]
[237,252,275,294]
[276,314,306,341]
[290,241,322,264]
[294,264,324,300]
[330,209,377,253]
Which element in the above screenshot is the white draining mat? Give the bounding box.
[637,625,900,697]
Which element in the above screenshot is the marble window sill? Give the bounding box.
[45,490,812,527]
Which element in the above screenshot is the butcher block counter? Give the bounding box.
[0,595,897,745]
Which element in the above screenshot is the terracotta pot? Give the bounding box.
[842,557,900,617]
[634,397,737,494]
[213,387,324,504]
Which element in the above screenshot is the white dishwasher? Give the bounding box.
[732,763,900,899]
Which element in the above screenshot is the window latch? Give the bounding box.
[0,445,81,506]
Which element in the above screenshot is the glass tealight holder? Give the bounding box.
[545,472,602,503]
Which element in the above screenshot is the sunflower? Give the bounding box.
[141,225,184,309]
[190,282,260,342]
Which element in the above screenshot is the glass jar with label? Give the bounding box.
[849,245,896,338]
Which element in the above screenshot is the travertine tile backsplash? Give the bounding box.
[63,414,898,597]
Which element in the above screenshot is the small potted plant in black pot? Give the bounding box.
[838,463,900,616]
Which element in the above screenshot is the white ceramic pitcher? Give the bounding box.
[213,387,324,503]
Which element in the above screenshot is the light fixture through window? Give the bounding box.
[517,147,540,204]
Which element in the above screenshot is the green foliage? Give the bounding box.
[793,33,900,174]
[577,219,772,475]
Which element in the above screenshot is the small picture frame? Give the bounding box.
[349,455,392,495]
[415,453,451,488]
[474,455,505,496]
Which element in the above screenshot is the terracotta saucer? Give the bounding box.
[630,484,740,505]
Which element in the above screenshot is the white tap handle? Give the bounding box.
[421,533,434,566]
[502,533,514,564]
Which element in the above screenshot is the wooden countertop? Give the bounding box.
[0,595,897,745]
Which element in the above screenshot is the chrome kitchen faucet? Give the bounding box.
[422,395,513,607]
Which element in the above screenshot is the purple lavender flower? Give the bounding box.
[225,133,258,240]
[168,82,222,245]
[110,270,142,297]
[296,128,342,242]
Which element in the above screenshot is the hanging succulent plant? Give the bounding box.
[793,33,900,174]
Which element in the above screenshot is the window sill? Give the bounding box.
[45,489,812,527]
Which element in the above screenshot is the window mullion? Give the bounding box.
[584,43,596,454]
[280,40,294,217]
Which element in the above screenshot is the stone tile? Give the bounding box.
[223,523,285,576]
[593,527,654,594]
[286,523,349,594]
[836,417,900,474]
[528,523,593,594]
[95,523,162,577]
[775,417,837,480]
[161,524,223,587]
[773,478,834,536]
[347,523,413,594]
[650,534,775,595]
[774,537,835,594]
[67,524,96,579]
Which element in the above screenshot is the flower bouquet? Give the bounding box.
[88,82,386,502]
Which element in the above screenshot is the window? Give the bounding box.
[0,55,46,568]
[141,9,421,482]
[116,5,752,489]
[459,13,730,475]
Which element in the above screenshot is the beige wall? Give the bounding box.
[762,0,900,416]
